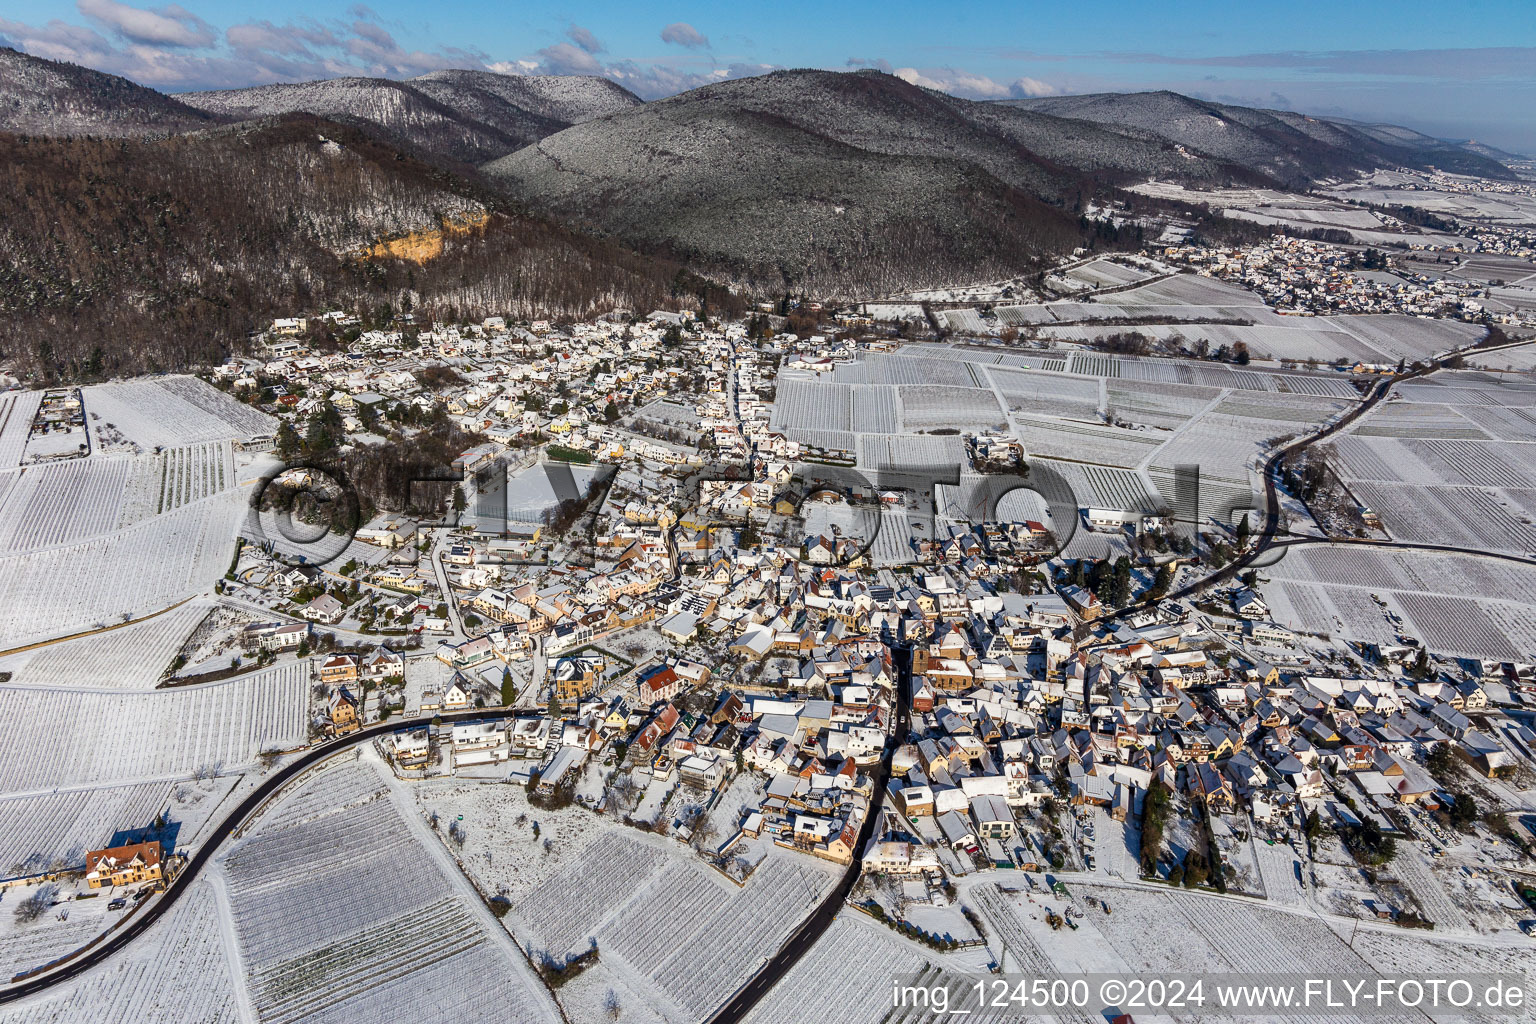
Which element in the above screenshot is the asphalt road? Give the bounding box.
[0,708,499,1003]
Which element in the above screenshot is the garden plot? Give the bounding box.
[1326,314,1485,364]
[861,353,978,388]
[408,780,629,908]
[86,377,274,452]
[1252,836,1308,907]
[849,386,901,433]
[1065,258,1156,289]
[0,878,239,1024]
[742,912,944,1024]
[992,303,1058,326]
[1012,418,1162,468]
[868,508,920,565]
[512,831,668,958]
[0,491,245,648]
[769,380,852,434]
[1392,846,1473,934]
[0,457,130,553]
[0,661,307,793]
[0,599,206,689]
[646,854,839,1020]
[0,392,42,469]
[898,386,1004,431]
[987,367,1101,420]
[222,779,550,1024]
[1106,380,1221,431]
[1348,481,1536,555]
[940,308,989,334]
[0,781,169,876]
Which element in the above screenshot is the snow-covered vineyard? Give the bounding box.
[0,662,308,792]
[219,762,553,1024]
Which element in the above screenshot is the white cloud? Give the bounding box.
[533,41,603,76]
[894,66,1020,99]
[1010,76,1055,97]
[566,24,603,55]
[76,0,214,49]
[659,22,708,50]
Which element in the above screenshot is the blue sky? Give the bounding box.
[4,0,1534,151]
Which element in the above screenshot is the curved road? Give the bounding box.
[0,708,499,1003]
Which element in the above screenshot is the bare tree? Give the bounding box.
[13,884,58,924]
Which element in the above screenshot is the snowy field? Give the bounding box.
[410,778,840,1023]
[0,661,308,793]
[1260,543,1536,659]
[0,782,171,875]
[220,759,554,1024]
[963,875,1536,1020]
[0,600,209,690]
[1063,258,1157,289]
[0,459,131,554]
[1465,346,1536,372]
[84,377,274,452]
[0,878,241,1024]
[0,392,43,469]
[0,490,244,649]
[988,367,1102,420]
[1326,315,1485,363]
[743,912,950,1024]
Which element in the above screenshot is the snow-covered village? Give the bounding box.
[3,4,1536,1016]
[3,211,1536,1021]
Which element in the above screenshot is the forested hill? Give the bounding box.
[0,117,706,379]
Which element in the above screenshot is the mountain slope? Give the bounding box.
[409,69,640,126]
[485,69,1238,294]
[0,115,687,379]
[1001,92,1514,183]
[0,47,221,137]
[181,71,641,164]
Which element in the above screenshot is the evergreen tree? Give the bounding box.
[276,421,301,462]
